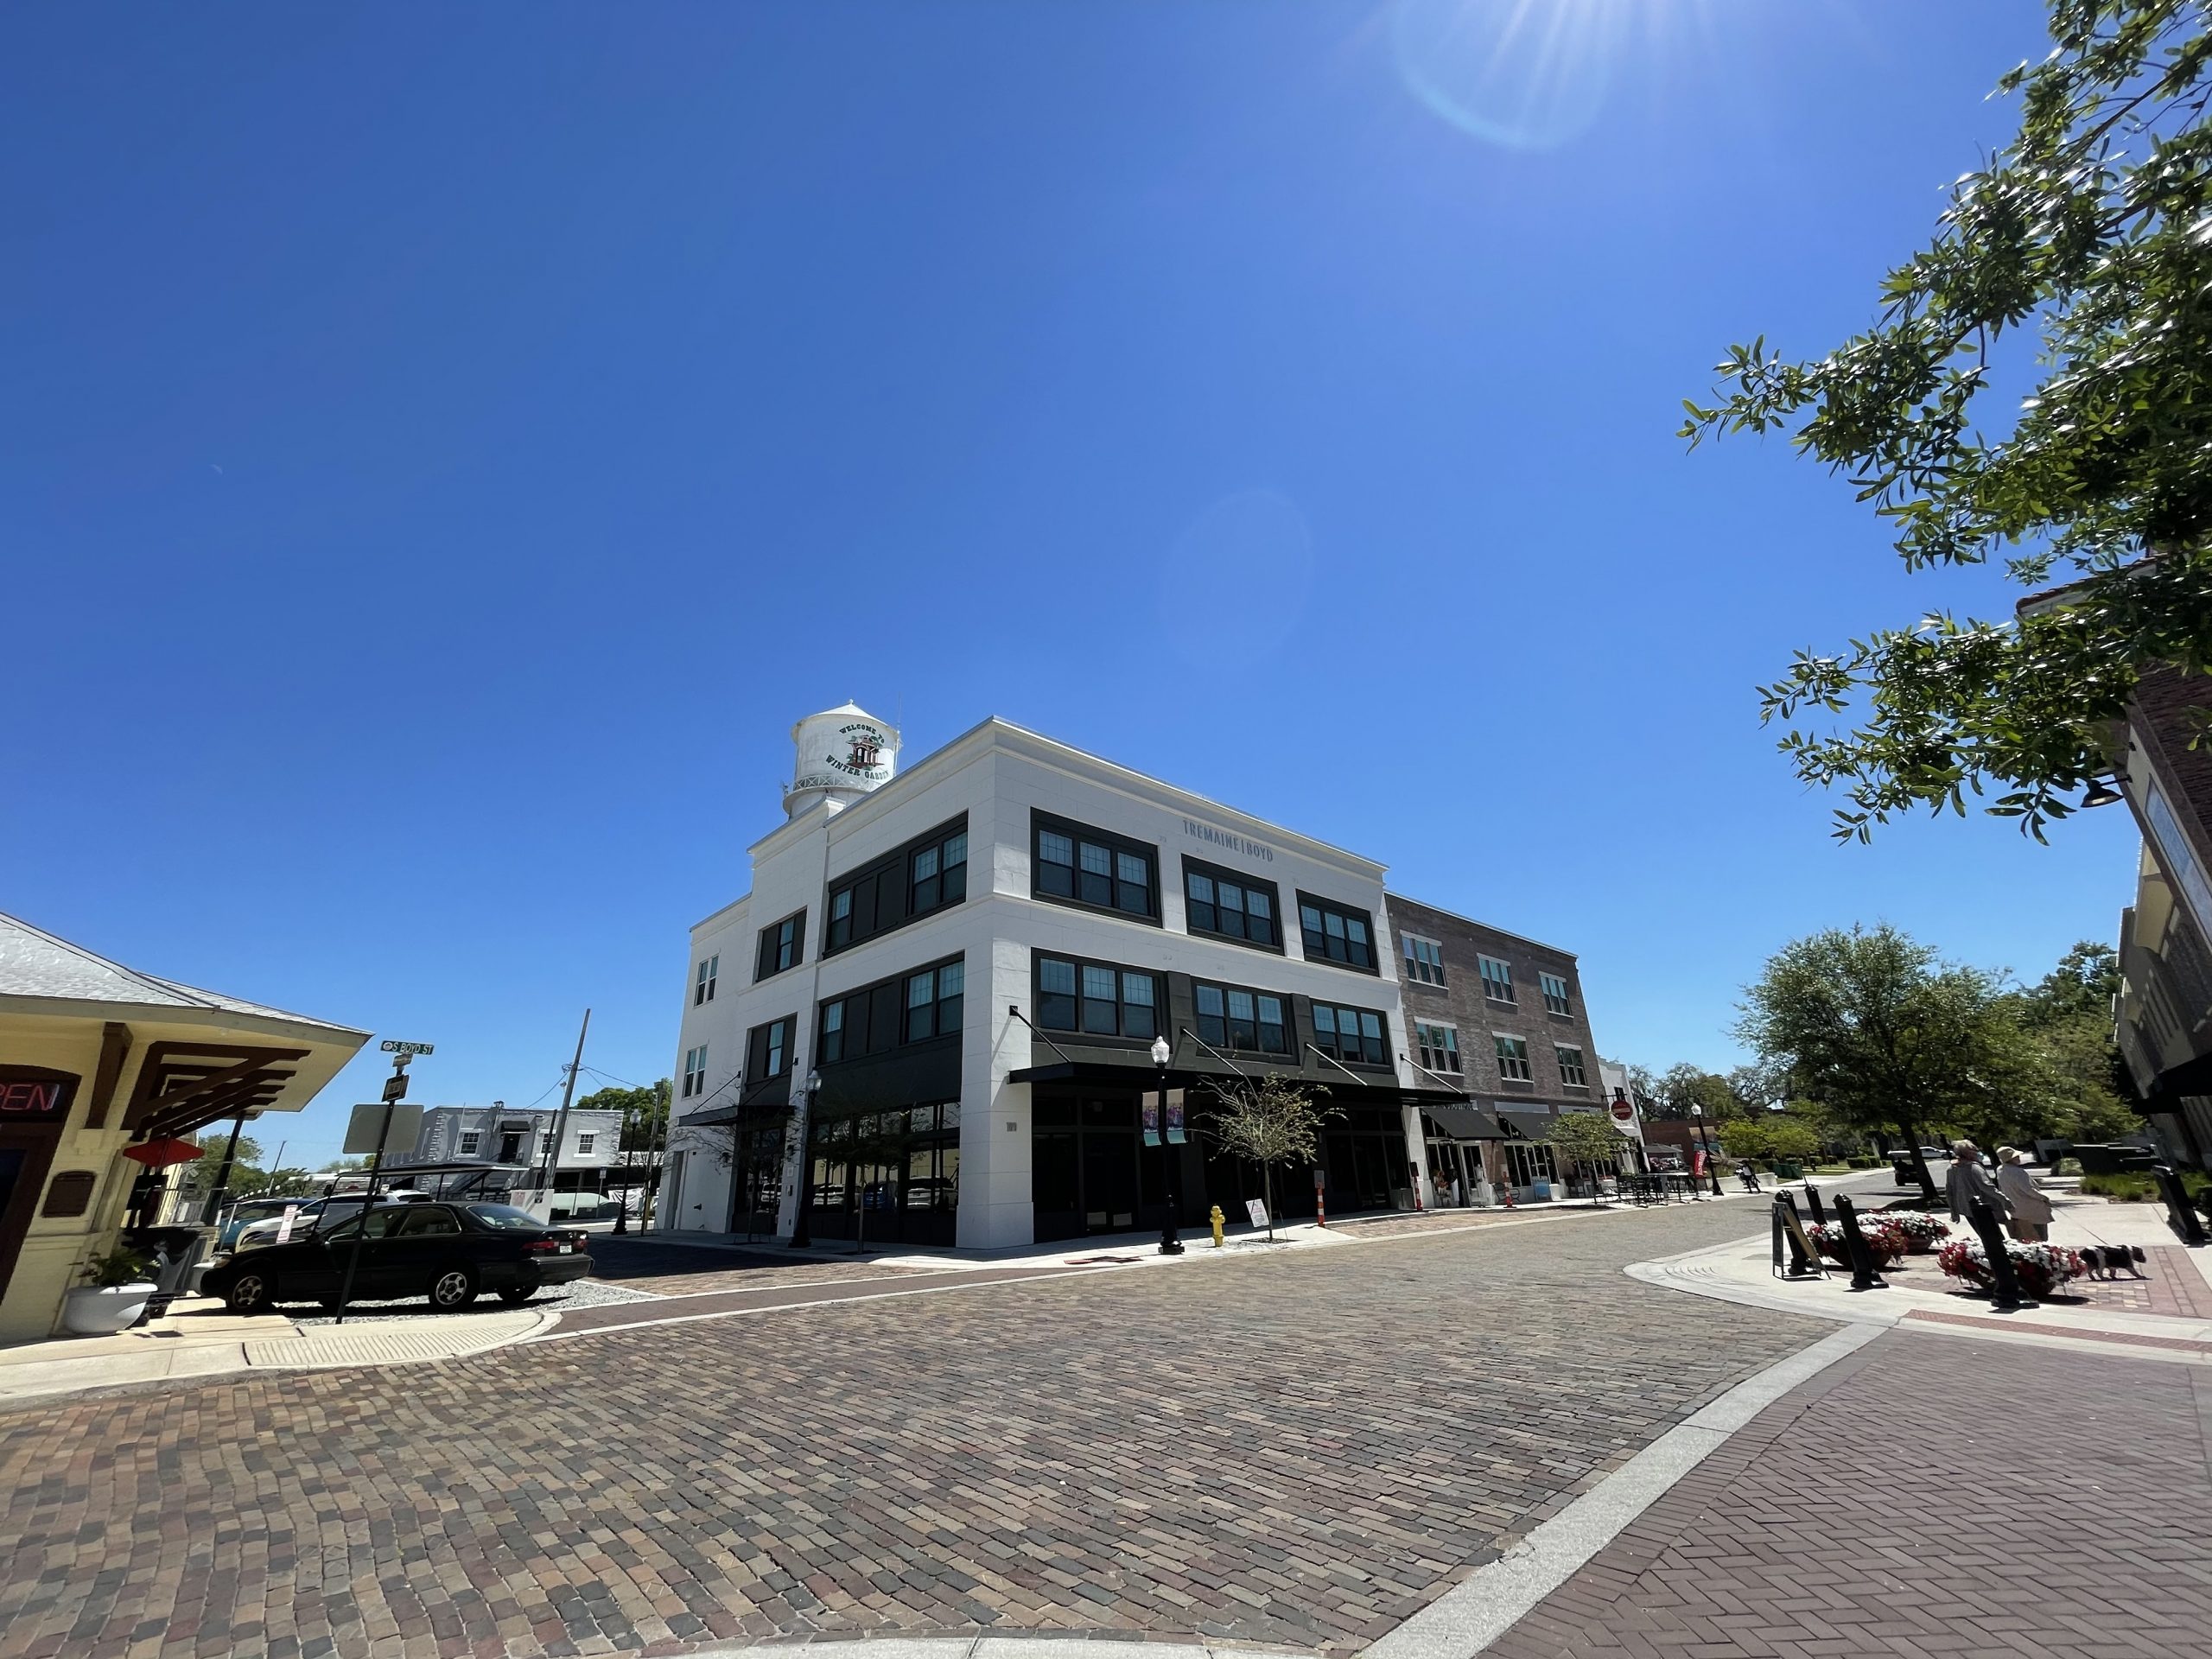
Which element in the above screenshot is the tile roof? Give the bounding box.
[0,909,365,1033]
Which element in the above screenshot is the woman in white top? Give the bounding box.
[1994,1146,2055,1243]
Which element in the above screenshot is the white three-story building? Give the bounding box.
[659,706,1475,1249]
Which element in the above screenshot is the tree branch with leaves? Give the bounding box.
[1685,0,2212,841]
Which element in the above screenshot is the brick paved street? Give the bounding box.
[585,1240,942,1300]
[0,1202,1815,1659]
[1488,1328,2212,1659]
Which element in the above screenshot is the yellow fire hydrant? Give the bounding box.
[1209,1205,1225,1249]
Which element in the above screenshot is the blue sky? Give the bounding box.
[4,2,2134,1169]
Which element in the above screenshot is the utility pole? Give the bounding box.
[198,1109,252,1226]
[537,1010,590,1214]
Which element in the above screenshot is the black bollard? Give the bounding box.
[1803,1181,1826,1226]
[1834,1193,1889,1292]
[2151,1164,2210,1247]
[1967,1194,2024,1309]
[1773,1191,1820,1278]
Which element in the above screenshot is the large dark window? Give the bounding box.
[1033,812,1159,922]
[745,1016,795,1084]
[904,960,965,1041]
[1182,859,1281,951]
[1194,982,1289,1055]
[818,954,966,1061]
[910,827,968,913]
[1298,893,1378,972]
[1035,955,1158,1040]
[755,910,804,981]
[825,814,970,957]
[1312,1003,1389,1066]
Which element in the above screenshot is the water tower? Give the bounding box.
[784,702,900,819]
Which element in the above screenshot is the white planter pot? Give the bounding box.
[61,1283,156,1336]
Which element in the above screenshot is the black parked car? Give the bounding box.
[201,1201,592,1315]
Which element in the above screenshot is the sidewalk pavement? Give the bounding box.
[1483,1325,2212,1659]
[0,1295,550,1404]
[1632,1188,2212,1363]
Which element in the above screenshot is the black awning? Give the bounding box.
[2145,1048,2212,1103]
[1497,1108,1560,1140]
[683,1099,791,1128]
[1424,1102,1505,1141]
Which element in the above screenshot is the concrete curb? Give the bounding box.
[1358,1325,1881,1659]
[672,1638,1296,1659]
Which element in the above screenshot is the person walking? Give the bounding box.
[1946,1140,2010,1230]
[1994,1146,2054,1243]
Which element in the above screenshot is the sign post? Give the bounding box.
[334,1044,429,1325]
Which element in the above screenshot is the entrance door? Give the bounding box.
[0,1129,61,1310]
[1080,1099,1138,1232]
[499,1131,524,1164]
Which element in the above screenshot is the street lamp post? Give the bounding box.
[1152,1036,1183,1255]
[1691,1103,1724,1196]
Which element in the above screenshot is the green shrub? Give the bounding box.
[80,1248,153,1288]
[2080,1171,2158,1203]
[1846,1156,1877,1169]
[2056,1157,2083,1176]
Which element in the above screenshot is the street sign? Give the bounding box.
[379,1039,435,1057]
[345,1102,423,1155]
[1611,1101,1635,1122]
[381,1071,409,1103]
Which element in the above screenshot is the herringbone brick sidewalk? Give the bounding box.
[1490,1329,2212,1659]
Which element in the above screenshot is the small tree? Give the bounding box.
[1201,1077,1333,1241]
[1737,924,2044,1199]
[1719,1120,1773,1163]
[1545,1112,1628,1190]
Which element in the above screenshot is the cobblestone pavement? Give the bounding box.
[0,1202,1815,1659]
[1488,1327,2212,1659]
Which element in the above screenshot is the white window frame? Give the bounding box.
[1540,972,1571,1016]
[1479,955,1516,1005]
[1554,1044,1587,1088]
[683,1044,707,1098]
[1402,934,1447,987]
[576,1132,596,1154]
[696,955,719,1006]
[1494,1032,1532,1082]
[1415,1020,1460,1074]
[459,1130,480,1155]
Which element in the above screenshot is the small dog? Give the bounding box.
[2080,1243,2149,1281]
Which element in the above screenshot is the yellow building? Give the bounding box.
[0,910,367,1344]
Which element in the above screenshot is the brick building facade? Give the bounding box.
[1383,893,1605,1114]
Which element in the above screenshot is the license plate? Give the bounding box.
[556,1243,572,1254]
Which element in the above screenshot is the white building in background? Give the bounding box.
[658,704,1609,1251]
[386,1104,625,1187]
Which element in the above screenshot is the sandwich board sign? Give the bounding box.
[344,1102,423,1157]
[1245,1198,1268,1228]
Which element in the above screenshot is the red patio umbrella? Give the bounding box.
[122,1136,202,1169]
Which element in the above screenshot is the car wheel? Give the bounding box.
[429,1263,479,1311]
[225,1271,276,1316]
[497,1287,535,1306]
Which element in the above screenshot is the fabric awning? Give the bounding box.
[1423,1102,1505,1141]
[1497,1108,1560,1140]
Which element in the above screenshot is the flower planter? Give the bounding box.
[60,1283,157,1336]
[1808,1219,1908,1268]
[1878,1211,1951,1254]
[1937,1237,2083,1299]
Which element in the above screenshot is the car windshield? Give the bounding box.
[462,1204,546,1231]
